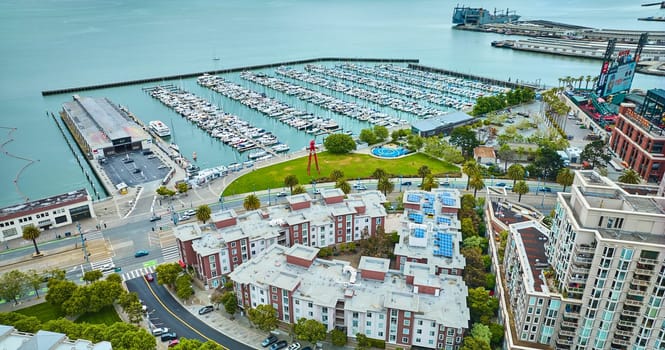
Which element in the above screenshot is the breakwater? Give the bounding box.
[41,57,419,96]
[407,64,539,90]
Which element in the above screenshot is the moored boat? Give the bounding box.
[149,120,171,137]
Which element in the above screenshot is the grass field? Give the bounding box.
[16,303,121,325]
[15,302,64,323]
[75,305,122,325]
[223,151,460,196]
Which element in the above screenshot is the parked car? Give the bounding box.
[352,183,367,190]
[198,305,214,315]
[184,209,196,216]
[134,250,149,258]
[168,339,180,348]
[269,341,288,350]
[401,181,412,186]
[439,180,450,187]
[149,215,161,222]
[261,334,278,347]
[538,187,552,193]
[122,158,134,164]
[145,273,154,282]
[151,327,169,336]
[287,343,301,350]
[160,332,177,342]
[495,182,506,187]
[179,214,191,221]
[277,191,288,197]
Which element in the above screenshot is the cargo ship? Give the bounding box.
[452,5,520,25]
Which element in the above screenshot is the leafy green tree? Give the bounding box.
[0,270,27,304]
[292,185,307,195]
[618,168,641,184]
[417,165,431,184]
[46,278,77,310]
[175,274,194,300]
[106,273,122,284]
[469,175,485,198]
[243,194,261,211]
[497,144,515,171]
[219,291,236,316]
[294,318,327,344]
[376,176,394,196]
[284,174,299,193]
[171,339,224,350]
[330,328,347,346]
[156,185,176,197]
[155,262,183,288]
[63,285,90,316]
[463,236,489,252]
[460,336,491,350]
[556,168,574,192]
[512,180,529,202]
[26,270,43,298]
[485,273,496,290]
[247,304,278,331]
[489,322,505,348]
[507,164,525,185]
[450,126,479,158]
[323,133,356,154]
[336,179,351,194]
[471,323,491,345]
[0,312,42,333]
[533,145,564,180]
[118,291,144,324]
[329,169,344,181]
[196,204,212,223]
[580,140,612,168]
[176,182,189,194]
[461,217,477,239]
[83,270,103,284]
[467,287,499,324]
[373,125,389,142]
[22,225,41,256]
[359,128,377,145]
[87,280,123,312]
[406,134,424,151]
[461,247,486,288]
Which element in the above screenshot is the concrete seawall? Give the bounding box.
[41,57,420,96]
[408,63,538,89]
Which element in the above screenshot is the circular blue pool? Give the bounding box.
[372,145,409,158]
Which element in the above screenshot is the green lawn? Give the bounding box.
[223,151,460,196]
[16,302,64,323]
[75,305,122,325]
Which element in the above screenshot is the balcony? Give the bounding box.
[634,268,654,276]
[559,329,576,337]
[573,255,593,266]
[615,329,634,337]
[569,275,588,283]
[638,257,658,265]
[575,243,596,254]
[621,309,640,317]
[612,338,631,346]
[556,337,574,345]
[630,279,650,287]
[563,310,581,318]
[624,299,643,307]
[618,319,636,328]
[561,321,578,328]
[569,265,590,275]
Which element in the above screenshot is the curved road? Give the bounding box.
[126,277,255,350]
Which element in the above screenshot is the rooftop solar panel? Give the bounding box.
[441,198,455,206]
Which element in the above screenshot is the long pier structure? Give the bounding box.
[41,57,419,96]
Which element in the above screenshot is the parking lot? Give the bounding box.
[99,150,171,187]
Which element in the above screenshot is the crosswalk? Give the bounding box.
[89,257,116,277]
[121,266,156,281]
[161,245,181,263]
[84,231,105,241]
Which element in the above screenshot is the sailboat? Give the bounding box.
[169,119,180,155]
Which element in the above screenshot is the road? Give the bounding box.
[126,277,254,350]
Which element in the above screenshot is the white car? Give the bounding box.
[184,209,196,216]
[100,263,115,272]
[151,327,169,336]
[353,183,367,190]
[287,343,301,350]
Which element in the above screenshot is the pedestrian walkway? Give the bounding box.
[122,266,155,282]
[161,245,180,263]
[90,257,115,273]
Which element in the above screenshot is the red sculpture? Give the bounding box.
[307,140,320,176]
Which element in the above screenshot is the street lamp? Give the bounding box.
[77,222,88,263]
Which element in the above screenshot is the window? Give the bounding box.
[403,328,409,335]
[401,337,409,343]
[404,319,410,326]
[272,287,277,293]
[295,300,299,305]
[404,311,411,318]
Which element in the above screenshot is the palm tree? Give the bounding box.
[557,78,563,88]
[284,175,299,194]
[377,176,394,196]
[243,194,261,211]
[417,165,431,185]
[591,75,599,90]
[556,168,574,192]
[507,164,525,186]
[584,75,592,90]
[513,180,530,202]
[578,75,585,89]
[372,168,387,180]
[421,174,439,192]
[336,179,351,194]
[329,169,344,182]
[469,175,485,198]
[618,169,641,184]
[196,204,212,223]
[22,225,41,256]
[462,160,480,190]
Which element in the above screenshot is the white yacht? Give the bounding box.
[149,120,171,137]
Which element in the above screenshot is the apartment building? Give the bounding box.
[174,189,387,288]
[0,188,95,244]
[393,189,465,276]
[0,325,111,349]
[229,244,469,350]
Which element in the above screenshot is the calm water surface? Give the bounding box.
[0,0,662,206]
